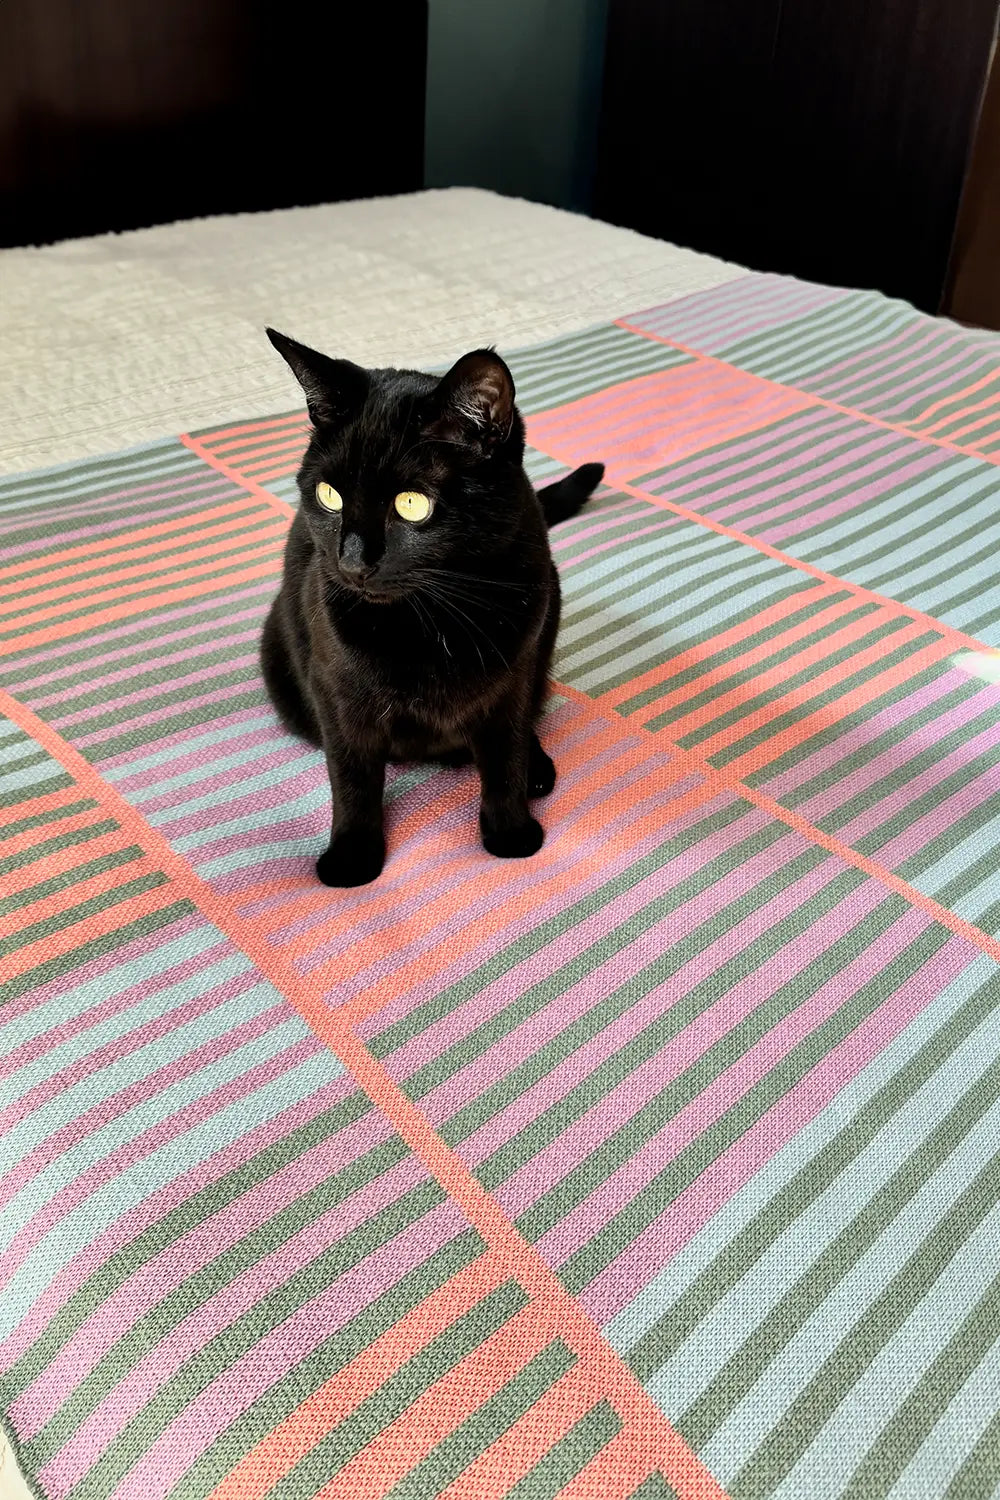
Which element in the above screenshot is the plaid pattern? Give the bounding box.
[2,270,1000,1500]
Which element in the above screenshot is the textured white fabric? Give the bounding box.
[0,189,742,475]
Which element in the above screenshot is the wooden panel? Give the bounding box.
[0,0,427,246]
[594,0,999,311]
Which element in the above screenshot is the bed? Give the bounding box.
[2,187,1000,1500]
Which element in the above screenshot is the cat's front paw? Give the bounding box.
[528,740,556,798]
[316,828,386,887]
[480,813,545,859]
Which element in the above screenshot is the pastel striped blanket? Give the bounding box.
[3,270,1000,1500]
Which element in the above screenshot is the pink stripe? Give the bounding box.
[560,516,680,570]
[551,502,655,556]
[140,743,317,822]
[427,827,814,1131]
[0,476,239,562]
[114,721,292,794]
[0,1000,290,1202]
[650,408,839,491]
[0,944,240,1120]
[0,1076,352,1368]
[677,420,895,515]
[756,448,945,544]
[688,430,906,526]
[4,582,273,685]
[94,706,273,776]
[379,796,761,1079]
[0,912,202,1071]
[0,1035,321,1287]
[13,1105,396,1438]
[453,852,847,1165]
[28,625,260,709]
[299,774,697,996]
[74,681,268,750]
[498,876,890,1230]
[580,934,976,1326]
[759,667,967,801]
[537,899,930,1266]
[847,758,1000,866]
[803,321,949,397]
[795,685,1000,833]
[49,653,258,729]
[95,1201,468,1500]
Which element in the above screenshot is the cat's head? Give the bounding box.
[266,328,529,602]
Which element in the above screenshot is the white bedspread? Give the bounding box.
[0,189,741,475]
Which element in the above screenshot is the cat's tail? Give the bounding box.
[538,462,604,527]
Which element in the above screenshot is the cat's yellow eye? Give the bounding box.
[394,491,432,523]
[315,482,343,511]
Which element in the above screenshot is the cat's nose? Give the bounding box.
[338,531,377,586]
[338,555,375,586]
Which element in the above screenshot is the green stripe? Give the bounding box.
[844,729,1000,855]
[444,843,834,1155]
[0,747,53,778]
[629,1476,680,1500]
[0,770,72,811]
[743,659,953,789]
[62,666,260,740]
[470,854,855,1221]
[6,1089,374,1395]
[179,1230,486,1500]
[683,618,917,754]
[67,1181,449,1500]
[560,912,947,1297]
[626,968,1000,1383]
[409,811,789,1109]
[680,1037,1000,1452]
[646,604,879,734]
[27,1133,413,1465]
[386,1340,577,1499]
[943,1408,1000,1497]
[845,1266,1000,1496]
[504,1402,622,1500]
[731,1142,1000,1497]
[707,631,940,770]
[0,899,192,1008]
[82,691,269,763]
[264,1280,529,1500]
[0,871,169,960]
[613,587,837,718]
[0,818,120,879]
[39,640,261,720]
[0,845,144,921]
[0,798,100,842]
[368,794,748,1063]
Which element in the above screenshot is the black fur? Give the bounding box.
[260,328,603,886]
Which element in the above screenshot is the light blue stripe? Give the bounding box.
[142,747,319,822]
[2,978,291,1211]
[127,732,304,803]
[793,457,982,564]
[702,1091,1000,1481]
[1,1007,309,1256]
[0,1048,342,1340]
[0,449,199,512]
[169,780,332,851]
[6,950,254,1114]
[99,713,277,781]
[905,802,1000,905]
[644,991,1000,1413]
[0,757,65,795]
[607,956,995,1356]
[770,1199,1000,1500]
[0,925,222,1055]
[886,1331,1000,1499]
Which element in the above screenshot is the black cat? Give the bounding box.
[260,328,603,887]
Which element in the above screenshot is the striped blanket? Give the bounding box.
[3,271,1000,1500]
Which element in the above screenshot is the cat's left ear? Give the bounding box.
[424,350,515,452]
[265,328,368,428]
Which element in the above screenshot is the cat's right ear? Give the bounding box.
[265,328,368,429]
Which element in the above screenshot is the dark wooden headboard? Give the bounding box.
[0,0,428,247]
[594,0,999,313]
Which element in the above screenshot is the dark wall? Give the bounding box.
[595,0,999,311]
[424,0,608,213]
[0,0,427,246]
